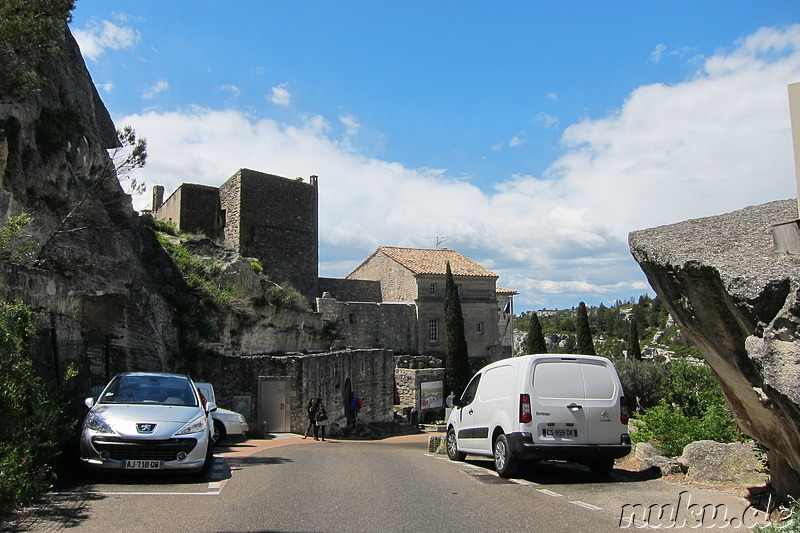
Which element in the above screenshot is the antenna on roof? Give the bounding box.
[434,236,448,248]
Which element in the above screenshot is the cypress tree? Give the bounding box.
[525,311,547,354]
[627,319,642,360]
[575,301,595,355]
[444,261,471,397]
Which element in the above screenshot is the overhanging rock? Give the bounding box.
[629,198,800,501]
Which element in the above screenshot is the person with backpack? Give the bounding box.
[313,397,328,441]
[350,392,362,425]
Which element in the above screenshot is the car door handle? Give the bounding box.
[567,403,583,410]
[468,409,474,415]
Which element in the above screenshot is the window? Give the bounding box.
[460,373,482,406]
[428,318,439,343]
[220,209,227,228]
[349,313,355,324]
[429,283,437,296]
[476,322,484,335]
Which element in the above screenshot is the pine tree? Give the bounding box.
[525,311,547,354]
[575,301,595,355]
[627,319,642,360]
[444,261,471,397]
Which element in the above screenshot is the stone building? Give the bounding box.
[319,246,516,364]
[152,169,319,302]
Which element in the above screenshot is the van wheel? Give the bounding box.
[588,458,614,477]
[493,434,519,478]
[446,428,466,461]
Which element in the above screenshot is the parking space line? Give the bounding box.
[536,488,563,498]
[570,500,604,511]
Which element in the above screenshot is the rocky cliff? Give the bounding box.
[629,198,800,500]
[0,27,326,380]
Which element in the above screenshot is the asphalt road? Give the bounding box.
[2,434,776,532]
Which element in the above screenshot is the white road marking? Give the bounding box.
[536,488,564,498]
[570,500,604,511]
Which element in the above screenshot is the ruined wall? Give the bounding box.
[316,297,418,353]
[318,277,381,302]
[155,183,221,238]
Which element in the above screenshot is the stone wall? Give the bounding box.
[395,367,445,409]
[347,251,417,301]
[318,277,381,302]
[317,296,418,353]
[156,183,221,238]
[201,348,395,436]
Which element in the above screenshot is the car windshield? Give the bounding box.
[98,374,198,406]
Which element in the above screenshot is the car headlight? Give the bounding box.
[237,415,246,424]
[84,413,114,434]
[175,415,208,436]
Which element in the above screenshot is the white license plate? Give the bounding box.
[122,459,163,470]
[543,428,578,438]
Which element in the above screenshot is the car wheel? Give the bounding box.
[587,458,614,477]
[446,428,466,461]
[212,420,226,446]
[493,434,520,478]
[197,433,215,477]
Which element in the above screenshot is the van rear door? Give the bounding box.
[531,358,589,445]
[578,359,622,444]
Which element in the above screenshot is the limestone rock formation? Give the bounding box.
[629,199,800,500]
[0,27,327,378]
[679,440,767,486]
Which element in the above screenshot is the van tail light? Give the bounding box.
[620,396,629,425]
[520,394,532,424]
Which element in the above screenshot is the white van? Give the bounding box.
[445,354,631,477]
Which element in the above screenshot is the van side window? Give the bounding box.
[533,362,584,399]
[460,374,481,406]
[479,365,514,401]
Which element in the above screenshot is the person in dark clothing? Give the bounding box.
[313,398,327,441]
[302,397,317,439]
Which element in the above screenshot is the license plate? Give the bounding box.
[543,428,577,438]
[122,459,163,470]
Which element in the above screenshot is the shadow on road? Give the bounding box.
[463,456,662,485]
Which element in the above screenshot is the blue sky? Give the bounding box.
[69,2,800,311]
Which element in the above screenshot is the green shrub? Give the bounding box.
[263,284,310,312]
[0,212,36,263]
[0,301,75,515]
[631,358,744,456]
[757,497,800,532]
[153,219,178,235]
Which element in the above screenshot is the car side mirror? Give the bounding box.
[206,401,218,414]
[446,394,463,408]
[84,397,95,408]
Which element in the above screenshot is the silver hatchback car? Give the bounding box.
[80,372,217,475]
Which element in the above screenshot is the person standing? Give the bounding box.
[350,392,361,425]
[314,398,328,441]
[302,397,317,439]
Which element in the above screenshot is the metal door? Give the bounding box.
[258,377,290,433]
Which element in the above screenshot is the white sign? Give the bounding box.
[420,381,443,410]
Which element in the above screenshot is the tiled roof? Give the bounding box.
[496,287,519,295]
[377,246,497,278]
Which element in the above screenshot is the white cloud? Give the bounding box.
[218,84,241,99]
[509,136,526,148]
[142,79,169,99]
[546,92,558,101]
[120,24,800,310]
[537,112,560,129]
[73,17,141,61]
[339,113,362,136]
[269,83,292,107]
[650,44,668,63]
[97,82,114,94]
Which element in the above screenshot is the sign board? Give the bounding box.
[420,380,444,410]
